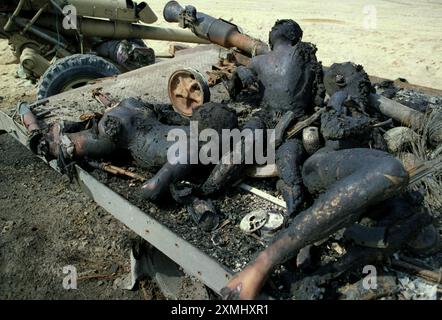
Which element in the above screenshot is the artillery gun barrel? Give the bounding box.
[33,14,210,44]
[163,1,269,56]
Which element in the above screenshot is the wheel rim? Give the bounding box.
[61,77,95,92]
[168,68,210,117]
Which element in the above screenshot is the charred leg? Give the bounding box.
[223,148,409,299]
[276,139,306,215]
[68,129,118,159]
[200,117,266,195]
[142,162,194,201]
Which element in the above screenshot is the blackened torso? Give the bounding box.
[251,42,323,119]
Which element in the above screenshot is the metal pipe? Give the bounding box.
[369,93,425,128]
[14,16,68,48]
[4,0,25,31]
[35,14,209,44]
[163,1,269,56]
[18,102,40,132]
[21,2,49,34]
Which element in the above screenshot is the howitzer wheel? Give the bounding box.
[37,54,120,99]
[168,68,210,117]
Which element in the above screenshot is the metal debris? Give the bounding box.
[240,210,268,234]
[398,275,438,300]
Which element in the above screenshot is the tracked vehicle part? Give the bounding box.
[168,68,210,116]
[37,54,120,99]
[163,1,269,57]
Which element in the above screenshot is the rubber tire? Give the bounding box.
[37,54,120,99]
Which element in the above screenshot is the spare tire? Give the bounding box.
[37,54,120,99]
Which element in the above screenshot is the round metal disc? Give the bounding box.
[262,212,284,233]
[240,209,269,234]
[168,68,210,117]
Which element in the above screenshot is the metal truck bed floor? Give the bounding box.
[0,110,235,295]
[0,46,240,295]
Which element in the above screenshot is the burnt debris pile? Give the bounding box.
[17,5,442,300]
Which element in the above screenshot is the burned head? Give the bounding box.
[269,19,303,49]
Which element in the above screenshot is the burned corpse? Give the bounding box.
[229,19,325,119]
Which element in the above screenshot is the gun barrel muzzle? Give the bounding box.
[163,1,269,56]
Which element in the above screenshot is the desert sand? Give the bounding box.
[0,0,441,112]
[148,0,442,89]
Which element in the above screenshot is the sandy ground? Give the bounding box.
[0,0,441,300]
[0,133,170,300]
[148,0,442,90]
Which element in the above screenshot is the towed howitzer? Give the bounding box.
[0,0,209,98]
[1,0,208,43]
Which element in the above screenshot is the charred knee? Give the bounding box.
[141,177,164,202]
[378,157,409,186]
